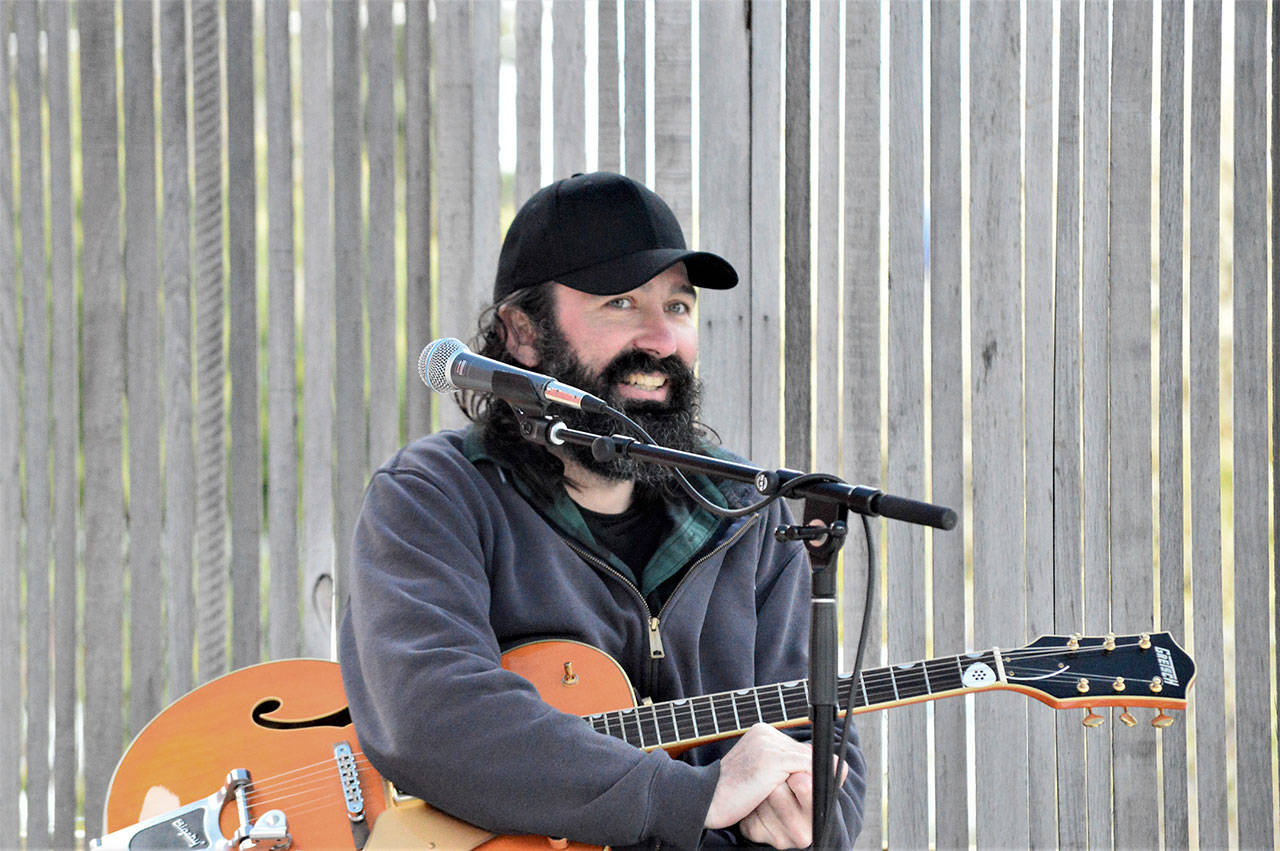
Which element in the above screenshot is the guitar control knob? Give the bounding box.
[1152,711,1175,729]
[547,838,569,849]
[1082,709,1105,728]
[1119,709,1137,727]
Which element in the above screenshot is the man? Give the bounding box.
[339,172,865,849]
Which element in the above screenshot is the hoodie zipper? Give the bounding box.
[561,512,762,698]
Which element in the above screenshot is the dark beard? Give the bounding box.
[477,319,706,494]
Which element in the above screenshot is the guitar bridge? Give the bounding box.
[335,741,370,849]
[91,769,292,851]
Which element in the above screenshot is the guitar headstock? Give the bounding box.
[999,632,1194,728]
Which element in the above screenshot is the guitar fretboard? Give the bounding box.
[583,650,1001,751]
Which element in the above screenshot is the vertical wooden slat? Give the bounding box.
[969,4,1026,848]
[332,0,365,628]
[516,0,542,205]
[842,3,880,841]
[79,0,125,835]
[654,0,691,235]
[1052,4,1087,846]
[782,0,810,472]
[812,0,839,479]
[885,2,926,847]
[697,0,751,457]
[436,0,476,430]
[405,0,431,435]
[1080,3,1113,843]
[0,1,20,839]
[750,0,782,472]
[597,0,620,174]
[623,0,645,182]
[227,0,261,670]
[1231,3,1274,846]
[161,0,195,697]
[300,0,336,658]
[1272,6,1280,844]
[473,1,501,311]
[1023,2,1055,843]
[552,0,586,178]
[928,1,965,847]
[265,0,298,660]
[1188,2,1226,843]
[192,0,228,681]
[367,0,397,469]
[15,1,50,843]
[1157,2,1190,845]
[1109,4,1157,846]
[123,0,163,740]
[46,1,80,841]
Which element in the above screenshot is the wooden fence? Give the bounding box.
[1,0,1276,847]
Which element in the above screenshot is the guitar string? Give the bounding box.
[206,640,1183,813]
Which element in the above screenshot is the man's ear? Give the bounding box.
[497,304,539,367]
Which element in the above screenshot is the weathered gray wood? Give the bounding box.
[472,0,502,313]
[123,0,163,743]
[697,0,751,456]
[516,0,542,206]
[161,0,196,696]
[841,3,880,842]
[969,5,1026,848]
[367,0,398,470]
[1051,4,1087,846]
[654,0,691,236]
[782,0,809,473]
[1108,5,1157,846]
[0,2,20,839]
[300,0,336,658]
[928,1,965,847]
[1080,2,1113,843]
[1273,7,1280,846]
[264,0,298,661]
[227,0,262,671]
[435,0,477,431]
[812,0,839,480]
[1188,2,1227,843]
[623,0,645,182]
[405,0,431,436]
[552,0,586,178]
[749,0,782,472]
[16,1,50,842]
[1231,4,1274,846]
[1157,3,1190,845]
[1022,2,1056,846]
[885,3,926,847]
[597,0,620,173]
[332,0,365,631]
[79,0,126,835]
[45,2,80,841]
[192,0,228,681]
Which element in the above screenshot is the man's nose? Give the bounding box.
[632,310,679,360]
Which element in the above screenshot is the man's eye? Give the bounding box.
[668,302,692,315]
[606,297,632,309]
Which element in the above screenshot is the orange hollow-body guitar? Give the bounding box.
[95,634,1193,850]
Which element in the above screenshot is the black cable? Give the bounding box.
[817,513,875,850]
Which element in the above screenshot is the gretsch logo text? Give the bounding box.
[1154,646,1178,686]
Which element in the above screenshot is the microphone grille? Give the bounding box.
[419,338,468,393]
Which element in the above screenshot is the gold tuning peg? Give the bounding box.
[1152,711,1175,729]
[1067,633,1081,650]
[1138,633,1152,650]
[1103,632,1117,651]
[1119,708,1137,727]
[1082,709,1105,728]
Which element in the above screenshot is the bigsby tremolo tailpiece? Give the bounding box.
[91,769,291,851]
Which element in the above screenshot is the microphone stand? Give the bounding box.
[515,412,955,848]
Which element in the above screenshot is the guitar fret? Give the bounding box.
[752,689,764,723]
[888,667,900,701]
[756,684,784,724]
[860,673,869,708]
[688,699,700,738]
[730,693,742,729]
[655,702,677,744]
[776,683,789,721]
[921,662,932,693]
[712,693,735,733]
[637,706,660,748]
[621,708,641,747]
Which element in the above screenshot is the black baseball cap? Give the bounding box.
[493,172,738,302]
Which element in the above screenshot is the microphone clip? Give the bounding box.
[513,409,566,447]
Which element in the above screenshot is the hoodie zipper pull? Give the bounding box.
[648,617,666,659]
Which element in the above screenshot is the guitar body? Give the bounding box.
[103,644,633,850]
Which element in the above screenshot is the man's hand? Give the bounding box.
[704,724,814,847]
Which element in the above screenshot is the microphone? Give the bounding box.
[418,338,610,413]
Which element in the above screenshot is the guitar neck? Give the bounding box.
[581,649,1004,752]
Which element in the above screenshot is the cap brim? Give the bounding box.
[555,248,738,296]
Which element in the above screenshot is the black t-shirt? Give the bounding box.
[577,486,671,583]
